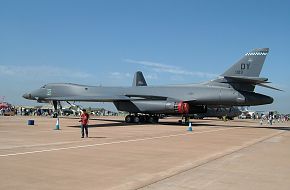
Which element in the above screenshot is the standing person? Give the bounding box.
[80,109,89,138]
[269,114,273,125]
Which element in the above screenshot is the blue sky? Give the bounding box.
[0,0,289,113]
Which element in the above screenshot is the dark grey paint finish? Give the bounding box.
[23,48,276,115]
[193,107,242,119]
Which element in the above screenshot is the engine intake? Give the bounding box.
[175,102,206,114]
[176,102,190,114]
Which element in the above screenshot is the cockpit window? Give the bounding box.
[41,85,46,89]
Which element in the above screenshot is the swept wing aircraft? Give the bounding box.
[23,48,279,123]
[132,72,242,120]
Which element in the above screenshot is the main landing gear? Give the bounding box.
[178,115,191,125]
[125,114,159,124]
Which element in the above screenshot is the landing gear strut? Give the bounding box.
[179,115,190,125]
[52,100,62,118]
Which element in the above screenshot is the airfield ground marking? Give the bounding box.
[0,140,96,150]
[0,127,245,157]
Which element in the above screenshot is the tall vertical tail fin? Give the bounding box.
[132,71,147,86]
[221,48,269,77]
[209,48,272,92]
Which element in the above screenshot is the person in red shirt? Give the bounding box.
[80,109,89,138]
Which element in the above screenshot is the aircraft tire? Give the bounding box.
[148,116,159,123]
[154,116,159,123]
[148,116,154,123]
[143,115,149,123]
[133,116,140,123]
[139,115,146,123]
[125,115,132,123]
[53,112,58,118]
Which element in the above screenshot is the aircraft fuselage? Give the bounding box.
[23,83,273,115]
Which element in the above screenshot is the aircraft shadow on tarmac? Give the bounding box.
[86,137,107,139]
[224,125,290,131]
[188,122,290,131]
[160,118,290,131]
[65,117,290,131]
[66,117,224,128]
[67,118,141,128]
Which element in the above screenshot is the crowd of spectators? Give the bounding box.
[0,107,54,116]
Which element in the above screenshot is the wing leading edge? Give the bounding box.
[46,94,170,102]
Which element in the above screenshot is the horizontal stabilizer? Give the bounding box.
[223,76,282,91]
[257,83,283,91]
[224,76,269,84]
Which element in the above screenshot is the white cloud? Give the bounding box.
[109,71,157,82]
[124,59,179,70]
[0,65,92,79]
[110,72,121,76]
[144,73,158,80]
[124,59,217,78]
[109,72,131,79]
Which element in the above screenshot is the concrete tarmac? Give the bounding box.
[0,116,289,190]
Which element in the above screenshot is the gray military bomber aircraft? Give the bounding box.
[133,71,242,120]
[23,48,280,123]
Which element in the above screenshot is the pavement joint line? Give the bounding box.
[0,127,237,157]
[0,140,95,150]
[0,130,79,133]
[135,130,285,190]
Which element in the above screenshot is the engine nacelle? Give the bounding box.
[187,104,207,114]
[176,102,190,114]
[114,100,207,115]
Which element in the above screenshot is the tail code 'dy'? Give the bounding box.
[221,48,269,77]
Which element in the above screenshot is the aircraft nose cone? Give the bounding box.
[22,93,31,99]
